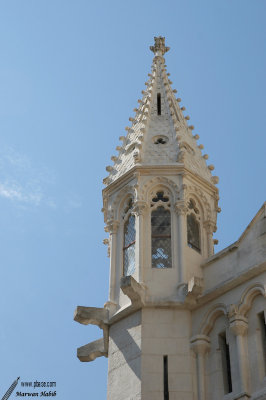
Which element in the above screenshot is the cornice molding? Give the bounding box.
[197,262,266,308]
[103,164,219,197]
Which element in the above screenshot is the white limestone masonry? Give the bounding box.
[74,37,266,400]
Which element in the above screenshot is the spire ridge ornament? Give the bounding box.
[150,36,170,57]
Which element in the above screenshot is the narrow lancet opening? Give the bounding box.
[157,93,161,115]
[187,214,200,253]
[259,312,266,374]
[187,199,201,253]
[219,332,232,394]
[123,214,136,276]
[163,355,169,400]
[151,206,172,268]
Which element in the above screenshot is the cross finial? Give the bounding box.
[150,36,170,56]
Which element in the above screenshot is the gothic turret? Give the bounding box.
[75,37,221,400]
[102,36,220,315]
[74,37,266,400]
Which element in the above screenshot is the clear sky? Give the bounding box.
[0,1,265,399]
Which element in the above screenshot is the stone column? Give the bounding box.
[133,201,147,283]
[229,314,250,399]
[105,219,119,314]
[174,201,187,283]
[203,220,216,257]
[190,335,210,400]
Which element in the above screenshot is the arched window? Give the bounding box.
[187,199,201,252]
[151,191,172,268]
[123,198,136,276]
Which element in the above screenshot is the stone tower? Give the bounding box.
[74,37,266,400]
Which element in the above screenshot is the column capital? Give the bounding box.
[190,334,210,355]
[106,219,120,234]
[229,314,248,336]
[174,201,188,216]
[132,200,148,216]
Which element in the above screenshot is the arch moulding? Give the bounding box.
[109,185,136,221]
[184,184,212,221]
[238,283,266,317]
[139,176,179,203]
[200,303,228,336]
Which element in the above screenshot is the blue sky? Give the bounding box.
[0,1,265,399]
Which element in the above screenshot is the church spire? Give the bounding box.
[103,37,219,189]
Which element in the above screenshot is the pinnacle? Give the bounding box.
[150,36,170,57]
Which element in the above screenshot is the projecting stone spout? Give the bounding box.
[77,338,107,362]
[74,306,108,328]
[74,306,109,362]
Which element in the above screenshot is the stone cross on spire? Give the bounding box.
[150,36,170,57]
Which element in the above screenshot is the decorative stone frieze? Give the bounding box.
[174,200,188,215]
[132,200,147,216]
[203,220,217,234]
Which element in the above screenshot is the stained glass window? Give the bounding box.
[123,214,136,276]
[187,213,201,252]
[151,206,172,268]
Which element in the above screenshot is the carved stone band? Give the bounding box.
[174,201,188,216]
[106,220,120,234]
[203,220,217,234]
[132,201,148,216]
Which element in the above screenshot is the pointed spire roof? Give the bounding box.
[104,37,219,187]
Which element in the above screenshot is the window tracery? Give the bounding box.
[153,136,168,145]
[151,190,172,268]
[154,137,167,144]
[187,198,201,253]
[123,198,133,216]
